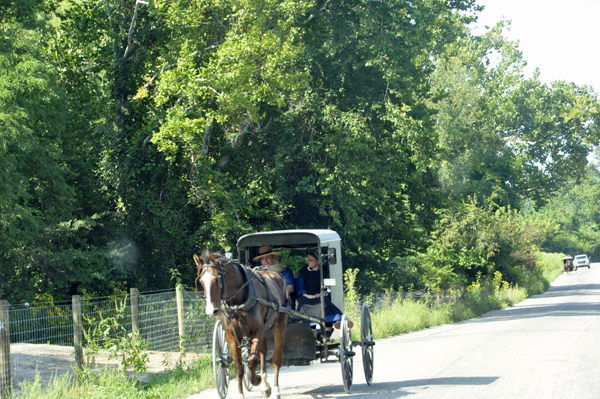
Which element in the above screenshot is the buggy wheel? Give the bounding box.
[242,345,253,392]
[361,303,374,386]
[339,314,354,394]
[212,320,231,399]
[243,364,252,392]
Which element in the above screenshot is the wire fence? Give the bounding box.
[0,286,450,396]
[0,286,215,396]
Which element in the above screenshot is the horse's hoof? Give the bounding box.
[273,386,280,399]
[237,394,245,399]
[258,372,271,396]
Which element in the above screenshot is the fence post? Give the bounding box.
[176,284,185,349]
[72,295,83,369]
[130,288,139,333]
[0,300,10,399]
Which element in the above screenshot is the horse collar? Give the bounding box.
[221,267,258,314]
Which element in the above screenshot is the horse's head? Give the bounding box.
[194,251,223,317]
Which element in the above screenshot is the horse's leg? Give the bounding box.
[226,331,245,399]
[247,336,263,387]
[271,313,288,399]
[257,337,272,398]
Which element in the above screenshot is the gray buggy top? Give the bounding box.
[236,229,345,317]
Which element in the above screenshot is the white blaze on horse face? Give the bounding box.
[201,272,218,316]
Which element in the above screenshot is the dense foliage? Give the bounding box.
[1,0,599,302]
[524,164,600,260]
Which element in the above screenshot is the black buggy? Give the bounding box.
[210,229,375,398]
[563,256,574,274]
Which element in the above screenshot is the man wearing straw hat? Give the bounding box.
[254,246,295,296]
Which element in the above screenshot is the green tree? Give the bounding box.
[430,21,600,209]
[0,0,135,301]
[527,165,600,259]
[503,79,600,205]
[145,0,481,292]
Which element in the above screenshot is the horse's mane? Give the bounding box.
[194,249,237,276]
[198,250,225,264]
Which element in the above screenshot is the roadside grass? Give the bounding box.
[531,252,564,293]
[351,252,565,340]
[448,275,528,322]
[369,296,451,340]
[16,369,143,399]
[13,356,214,399]
[12,252,565,399]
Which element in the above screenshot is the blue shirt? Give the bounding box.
[280,267,295,288]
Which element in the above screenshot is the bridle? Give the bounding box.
[197,256,256,312]
[197,261,225,292]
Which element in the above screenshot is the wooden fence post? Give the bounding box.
[72,295,83,369]
[176,284,185,349]
[130,288,139,334]
[0,300,10,399]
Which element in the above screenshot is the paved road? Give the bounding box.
[190,263,600,399]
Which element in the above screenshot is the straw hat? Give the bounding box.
[253,245,281,262]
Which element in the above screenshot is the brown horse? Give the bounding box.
[194,251,288,399]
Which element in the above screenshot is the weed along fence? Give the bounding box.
[0,285,215,397]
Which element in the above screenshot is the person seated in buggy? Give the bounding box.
[253,245,295,296]
[295,249,345,328]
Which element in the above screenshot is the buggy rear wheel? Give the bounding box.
[361,303,374,385]
[339,314,354,394]
[212,320,231,399]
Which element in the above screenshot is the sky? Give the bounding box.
[470,0,600,93]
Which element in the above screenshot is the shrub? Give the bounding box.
[418,198,554,291]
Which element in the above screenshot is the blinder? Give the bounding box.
[199,260,226,295]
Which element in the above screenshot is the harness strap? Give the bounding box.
[222,279,251,305]
[251,267,281,309]
[221,310,246,349]
[221,266,258,313]
[201,256,289,352]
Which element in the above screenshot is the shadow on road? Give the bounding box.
[299,376,498,398]
[542,283,600,297]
